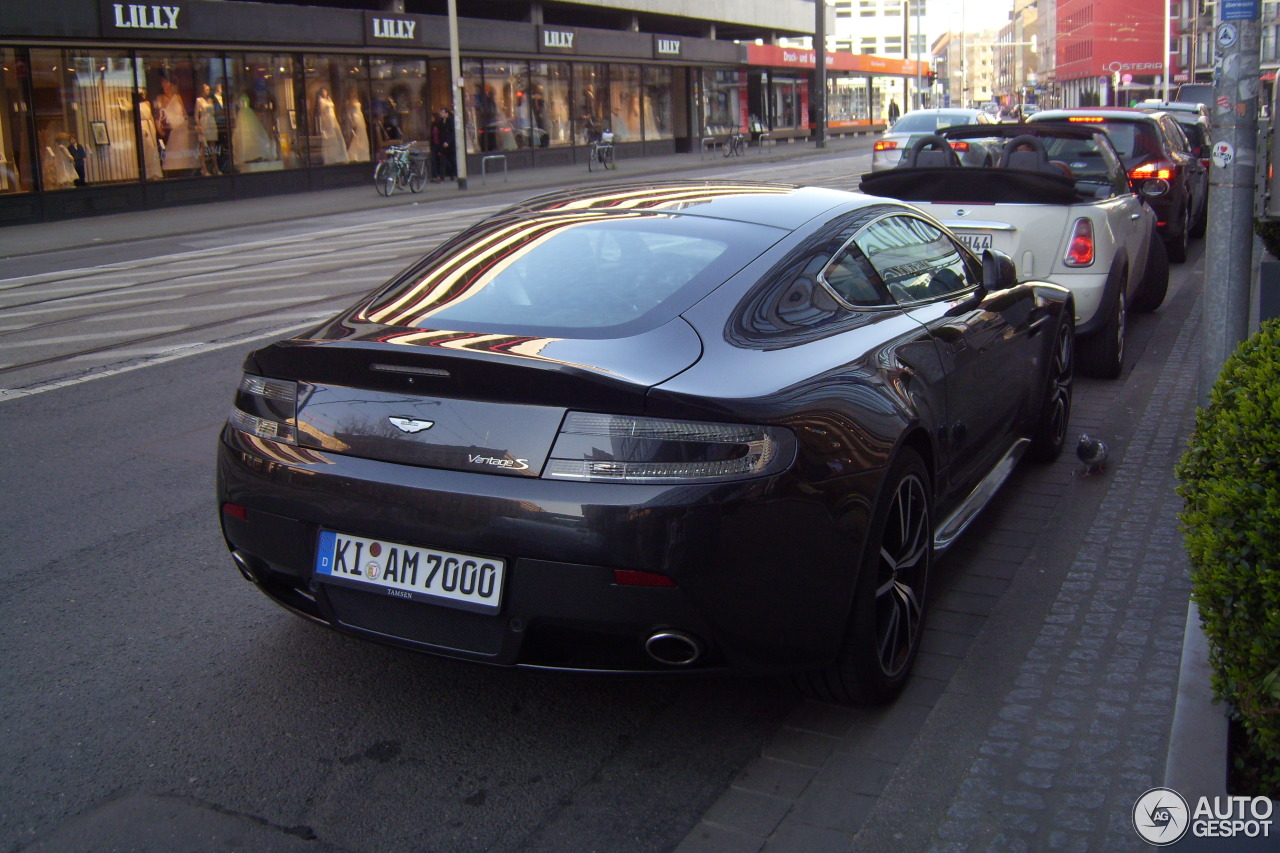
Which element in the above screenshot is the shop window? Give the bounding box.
[369,57,427,155]
[643,66,674,141]
[771,77,807,129]
[530,62,570,147]
[480,60,530,152]
[0,49,34,194]
[305,55,371,165]
[608,64,641,141]
[29,49,144,191]
[136,51,231,179]
[703,69,743,133]
[574,62,610,145]
[225,53,300,173]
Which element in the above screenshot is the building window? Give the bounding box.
[529,61,570,147]
[136,50,244,179]
[367,57,427,156]
[226,53,301,174]
[703,69,744,132]
[609,63,642,141]
[305,55,371,166]
[642,66,674,141]
[575,62,610,144]
[861,38,878,54]
[860,0,876,17]
[0,48,35,194]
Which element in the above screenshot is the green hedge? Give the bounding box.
[1177,319,1280,792]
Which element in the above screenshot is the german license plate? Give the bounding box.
[315,530,505,614]
[955,232,993,251]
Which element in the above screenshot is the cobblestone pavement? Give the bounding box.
[678,239,1207,851]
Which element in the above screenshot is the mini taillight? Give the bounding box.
[543,412,796,483]
[1065,218,1095,267]
[875,140,898,151]
[230,374,299,444]
[1129,160,1177,181]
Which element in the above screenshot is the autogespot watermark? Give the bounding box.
[1133,787,1275,846]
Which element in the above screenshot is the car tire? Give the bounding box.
[1079,286,1126,379]
[792,448,931,706]
[1189,196,1208,239]
[1026,313,1074,463]
[1165,202,1189,264]
[1131,234,1169,313]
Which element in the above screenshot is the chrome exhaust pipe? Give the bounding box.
[231,550,259,584]
[644,630,702,666]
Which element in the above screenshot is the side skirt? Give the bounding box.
[932,438,1030,552]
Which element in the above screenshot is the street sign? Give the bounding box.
[1221,0,1259,21]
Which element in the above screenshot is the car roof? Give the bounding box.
[491,181,873,231]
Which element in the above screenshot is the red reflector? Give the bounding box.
[613,569,677,588]
[222,502,248,521]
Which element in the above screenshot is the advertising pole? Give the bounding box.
[1201,0,1260,400]
[815,0,827,149]
[447,0,468,190]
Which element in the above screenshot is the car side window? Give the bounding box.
[817,242,894,307]
[1161,117,1189,153]
[855,216,976,305]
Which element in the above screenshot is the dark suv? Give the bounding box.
[1032,107,1208,262]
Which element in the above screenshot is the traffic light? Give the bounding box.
[926,71,936,87]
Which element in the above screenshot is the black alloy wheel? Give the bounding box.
[1027,314,1074,462]
[794,448,932,705]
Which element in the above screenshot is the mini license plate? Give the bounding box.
[314,530,505,614]
[955,231,993,252]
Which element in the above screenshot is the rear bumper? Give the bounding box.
[217,426,879,675]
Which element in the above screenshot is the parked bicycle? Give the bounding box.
[374,142,428,196]
[588,130,616,172]
[722,129,747,158]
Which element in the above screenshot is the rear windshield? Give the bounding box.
[358,213,784,335]
[893,112,979,133]
[1094,122,1160,160]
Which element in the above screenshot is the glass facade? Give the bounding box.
[0,34,898,211]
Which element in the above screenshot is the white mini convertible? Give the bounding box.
[860,123,1167,378]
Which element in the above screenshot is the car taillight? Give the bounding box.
[875,140,898,151]
[1129,159,1177,181]
[1068,116,1106,123]
[949,141,970,152]
[543,412,796,483]
[1064,218,1095,267]
[230,374,299,444]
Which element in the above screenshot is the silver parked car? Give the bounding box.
[872,108,997,171]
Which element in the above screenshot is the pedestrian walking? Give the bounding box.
[431,108,456,182]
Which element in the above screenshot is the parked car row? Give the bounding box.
[213,101,1207,710]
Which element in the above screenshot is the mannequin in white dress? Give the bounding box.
[137,89,164,180]
[345,90,370,162]
[232,93,274,166]
[316,87,348,164]
[194,82,220,175]
[153,75,198,172]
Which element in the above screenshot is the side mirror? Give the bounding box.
[982,249,1017,290]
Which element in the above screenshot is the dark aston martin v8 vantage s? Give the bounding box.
[217,181,1074,705]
